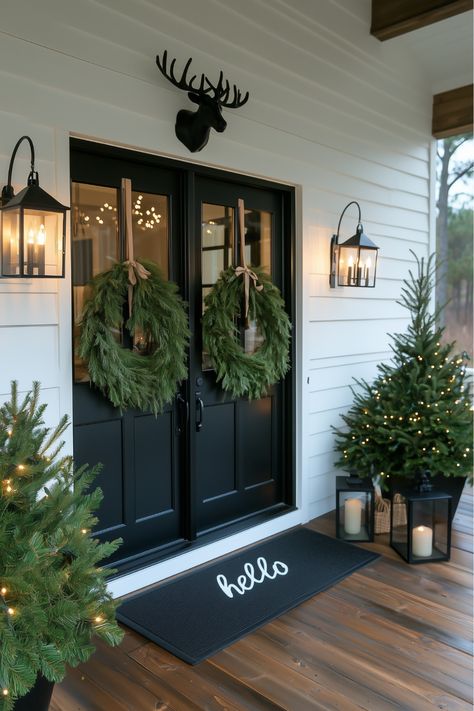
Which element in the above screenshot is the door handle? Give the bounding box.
[195,395,204,432]
[176,394,189,434]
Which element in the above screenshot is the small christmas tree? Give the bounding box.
[333,252,473,490]
[0,382,123,710]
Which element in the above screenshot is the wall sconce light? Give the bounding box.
[1,135,69,278]
[329,201,379,288]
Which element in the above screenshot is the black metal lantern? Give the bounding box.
[336,475,375,542]
[1,136,69,278]
[390,481,452,564]
[329,201,379,288]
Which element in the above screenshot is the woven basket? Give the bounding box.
[374,493,407,534]
[392,493,407,528]
[374,495,390,534]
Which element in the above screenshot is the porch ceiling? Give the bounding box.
[382,11,473,94]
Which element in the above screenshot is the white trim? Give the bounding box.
[55,128,74,455]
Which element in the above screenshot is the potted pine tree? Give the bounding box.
[333,253,473,514]
[0,382,123,711]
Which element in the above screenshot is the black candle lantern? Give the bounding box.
[336,475,375,542]
[390,482,452,564]
[1,136,69,278]
[329,201,379,288]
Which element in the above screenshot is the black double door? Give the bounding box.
[70,140,293,569]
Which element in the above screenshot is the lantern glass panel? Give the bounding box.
[359,247,377,287]
[1,208,20,276]
[23,209,63,277]
[433,499,450,557]
[335,477,374,542]
[337,245,359,286]
[391,493,408,548]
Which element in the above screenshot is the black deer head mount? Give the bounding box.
[156,50,249,153]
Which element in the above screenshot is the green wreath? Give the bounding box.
[202,266,291,399]
[78,259,189,414]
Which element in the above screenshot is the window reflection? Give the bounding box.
[244,208,272,355]
[71,183,170,380]
[131,191,169,355]
[201,204,234,370]
[131,191,169,278]
[72,183,119,382]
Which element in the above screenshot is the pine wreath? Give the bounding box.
[202,266,291,399]
[78,259,189,414]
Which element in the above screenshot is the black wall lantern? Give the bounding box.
[156,50,249,153]
[1,135,69,278]
[329,201,379,288]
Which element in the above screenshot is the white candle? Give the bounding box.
[412,525,433,557]
[344,498,362,535]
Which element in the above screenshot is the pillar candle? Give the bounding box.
[36,225,46,275]
[26,236,35,276]
[412,525,433,557]
[344,498,362,535]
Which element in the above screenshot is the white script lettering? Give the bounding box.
[216,556,289,599]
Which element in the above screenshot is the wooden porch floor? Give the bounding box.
[51,486,473,711]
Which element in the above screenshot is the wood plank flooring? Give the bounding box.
[50,486,473,711]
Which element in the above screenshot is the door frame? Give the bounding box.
[69,138,297,577]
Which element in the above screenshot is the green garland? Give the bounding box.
[202,266,291,399]
[79,259,189,414]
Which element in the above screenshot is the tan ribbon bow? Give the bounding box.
[235,198,263,324]
[121,178,150,315]
[234,265,263,320]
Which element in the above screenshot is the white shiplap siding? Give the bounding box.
[0,0,432,594]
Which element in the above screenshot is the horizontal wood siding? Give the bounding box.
[0,0,433,586]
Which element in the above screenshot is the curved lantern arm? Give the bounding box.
[334,200,362,245]
[2,135,38,204]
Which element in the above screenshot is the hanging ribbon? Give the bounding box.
[235,198,263,327]
[121,178,150,316]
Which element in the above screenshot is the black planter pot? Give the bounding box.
[13,675,55,711]
[389,474,467,520]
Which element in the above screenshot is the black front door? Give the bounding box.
[191,177,288,535]
[70,140,294,570]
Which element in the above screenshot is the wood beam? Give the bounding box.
[371,0,473,41]
[432,84,473,138]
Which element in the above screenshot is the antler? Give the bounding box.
[156,51,249,108]
[156,50,207,93]
[205,72,249,109]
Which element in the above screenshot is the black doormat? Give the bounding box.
[117,527,379,664]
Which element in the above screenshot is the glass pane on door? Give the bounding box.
[131,191,169,277]
[71,183,170,377]
[72,183,119,383]
[244,208,272,355]
[131,190,169,355]
[201,203,234,370]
